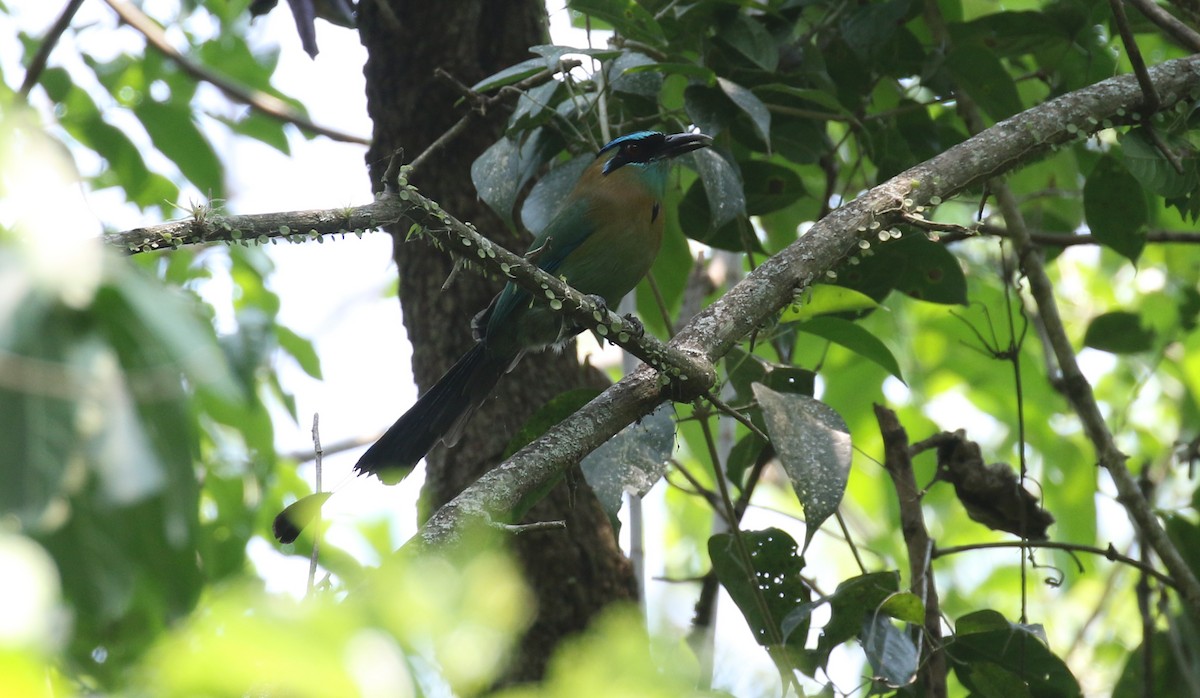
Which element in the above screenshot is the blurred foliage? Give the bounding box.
[3,0,1200,695]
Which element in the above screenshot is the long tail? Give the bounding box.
[354,342,509,484]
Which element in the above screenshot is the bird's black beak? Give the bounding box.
[661,132,713,159]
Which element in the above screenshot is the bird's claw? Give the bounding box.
[620,313,645,339]
[583,294,609,316]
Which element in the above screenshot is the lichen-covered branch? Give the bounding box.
[104,183,716,393]
[413,54,1200,548]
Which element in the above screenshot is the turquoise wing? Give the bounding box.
[483,197,596,335]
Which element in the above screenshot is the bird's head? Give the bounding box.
[599,131,712,175]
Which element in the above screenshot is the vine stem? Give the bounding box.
[693,401,801,691]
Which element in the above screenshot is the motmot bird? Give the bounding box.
[356,130,712,485]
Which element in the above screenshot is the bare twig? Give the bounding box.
[307,413,323,597]
[1126,0,1200,52]
[105,187,717,391]
[1109,0,1161,114]
[933,539,1176,589]
[282,433,375,463]
[102,0,370,145]
[963,224,1200,247]
[407,60,582,178]
[19,0,87,97]
[874,404,948,698]
[998,177,1200,617]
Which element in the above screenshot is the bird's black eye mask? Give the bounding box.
[601,132,667,175]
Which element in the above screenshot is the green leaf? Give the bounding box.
[684,84,734,139]
[810,572,902,657]
[839,0,909,61]
[717,77,771,150]
[508,80,561,132]
[689,147,746,230]
[837,232,968,306]
[678,168,757,252]
[470,57,546,93]
[624,61,716,83]
[1082,311,1155,354]
[1120,126,1198,199]
[1084,155,1147,263]
[215,112,290,154]
[782,285,879,322]
[945,42,1023,122]
[724,346,769,404]
[580,403,675,533]
[718,13,779,72]
[861,613,918,688]
[709,528,810,647]
[1115,623,1200,698]
[752,384,851,552]
[276,326,323,379]
[568,0,665,45]
[134,99,224,197]
[726,433,768,487]
[521,154,592,236]
[471,130,556,228]
[609,51,661,97]
[796,316,905,383]
[741,160,806,217]
[947,611,1082,697]
[771,117,831,165]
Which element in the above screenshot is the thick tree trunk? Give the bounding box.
[357,0,636,681]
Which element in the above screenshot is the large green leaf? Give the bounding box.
[718,12,779,71]
[709,528,810,647]
[781,284,879,322]
[134,99,224,197]
[861,612,919,689]
[1120,126,1198,199]
[837,232,968,306]
[718,77,771,150]
[521,154,592,236]
[796,316,904,383]
[1084,155,1148,263]
[752,384,851,551]
[945,42,1023,122]
[470,129,556,228]
[568,0,665,45]
[947,610,1081,697]
[580,403,676,533]
[1082,311,1155,354]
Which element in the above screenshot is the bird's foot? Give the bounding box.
[582,293,609,317]
[621,314,645,338]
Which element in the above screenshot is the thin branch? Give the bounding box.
[405,54,1200,551]
[408,60,581,177]
[951,223,1200,247]
[281,433,375,463]
[1126,0,1200,52]
[306,413,323,598]
[999,175,1200,617]
[702,390,769,444]
[933,540,1177,589]
[931,0,1200,615]
[102,0,370,145]
[105,187,716,390]
[1109,0,1161,114]
[105,54,1200,555]
[19,0,87,97]
[874,404,948,698]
